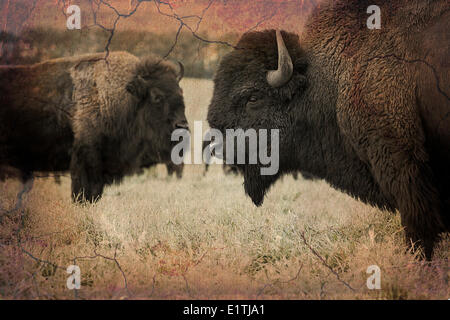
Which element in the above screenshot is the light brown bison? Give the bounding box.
[0,51,188,202]
[207,0,449,258]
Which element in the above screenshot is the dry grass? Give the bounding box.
[0,78,448,300]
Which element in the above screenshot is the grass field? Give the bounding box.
[0,78,448,300]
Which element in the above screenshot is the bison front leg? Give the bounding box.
[367,147,445,259]
[340,79,446,259]
[70,144,104,203]
[175,165,183,179]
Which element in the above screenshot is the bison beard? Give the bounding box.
[0,51,187,202]
[207,0,449,259]
[243,165,280,207]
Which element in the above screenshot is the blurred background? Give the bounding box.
[0,0,320,78]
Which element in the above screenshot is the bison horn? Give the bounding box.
[266,30,293,88]
[177,61,184,82]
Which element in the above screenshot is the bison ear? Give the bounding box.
[126,75,148,99]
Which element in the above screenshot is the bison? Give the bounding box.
[207,0,449,258]
[0,51,188,202]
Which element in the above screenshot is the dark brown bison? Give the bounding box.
[0,51,188,202]
[207,0,449,258]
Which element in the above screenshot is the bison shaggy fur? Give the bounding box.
[0,51,188,202]
[207,0,449,258]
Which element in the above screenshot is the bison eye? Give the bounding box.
[246,96,259,108]
[150,88,165,104]
[153,95,163,103]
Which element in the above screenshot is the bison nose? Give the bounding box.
[175,120,189,131]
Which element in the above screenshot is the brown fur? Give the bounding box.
[207,0,449,258]
[0,52,188,202]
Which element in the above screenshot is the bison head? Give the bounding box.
[207,30,308,206]
[126,57,188,166]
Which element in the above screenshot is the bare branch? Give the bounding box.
[299,231,356,292]
[256,261,304,297]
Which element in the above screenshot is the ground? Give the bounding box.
[0,78,448,299]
